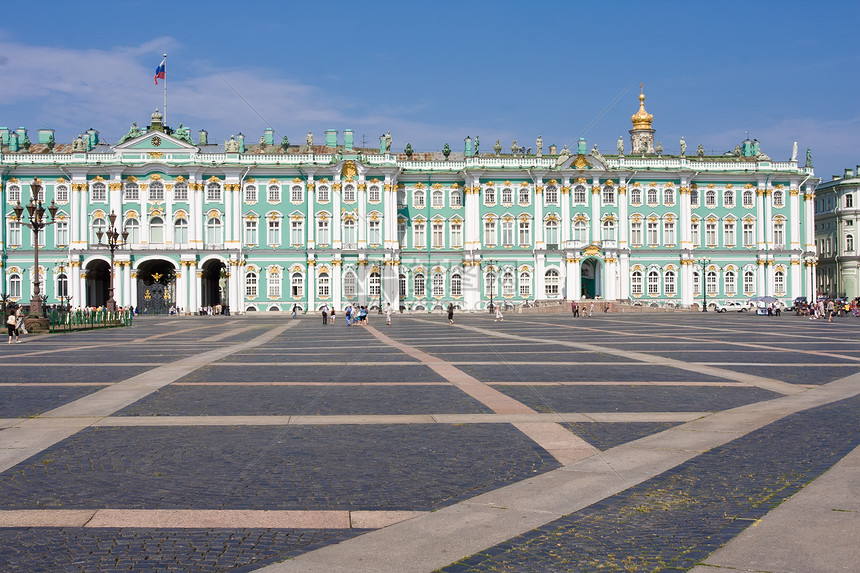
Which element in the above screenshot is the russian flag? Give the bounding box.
[154,58,166,84]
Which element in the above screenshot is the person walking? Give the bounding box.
[15,308,27,337]
[345,304,352,326]
[329,308,336,325]
[292,304,298,318]
[385,303,393,325]
[589,302,594,317]
[6,312,19,344]
[321,304,329,325]
[494,304,504,322]
[447,302,455,325]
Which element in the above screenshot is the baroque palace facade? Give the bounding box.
[1,94,817,314]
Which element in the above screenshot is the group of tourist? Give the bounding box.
[5,307,27,343]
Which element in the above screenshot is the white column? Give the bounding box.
[789,188,800,249]
[604,257,618,300]
[71,262,82,308]
[765,188,773,245]
[333,261,343,311]
[464,262,479,310]
[535,253,545,300]
[79,182,89,246]
[464,180,480,250]
[570,257,582,300]
[175,263,185,313]
[228,262,239,313]
[681,260,694,307]
[130,269,139,309]
[358,261,367,306]
[308,180,317,250]
[70,185,81,245]
[590,178,601,243]
[534,180,544,249]
[140,184,149,245]
[560,180,571,245]
[356,178,366,248]
[679,184,692,248]
[188,261,198,313]
[619,253,630,300]
[617,178,628,248]
[790,260,802,300]
[307,262,317,311]
[756,185,766,249]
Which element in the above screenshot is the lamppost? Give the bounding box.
[94,211,128,312]
[696,257,711,312]
[13,181,58,317]
[484,258,498,313]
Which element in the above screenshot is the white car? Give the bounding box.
[714,300,751,313]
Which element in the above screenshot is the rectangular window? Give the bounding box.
[268,220,280,246]
[724,222,736,248]
[484,187,495,205]
[55,220,69,246]
[9,221,21,247]
[55,185,69,203]
[665,272,676,295]
[518,220,530,246]
[502,220,514,246]
[691,222,700,247]
[432,222,444,248]
[368,220,381,245]
[647,221,659,246]
[244,220,257,245]
[317,219,330,246]
[773,222,785,248]
[630,221,642,247]
[663,221,675,246]
[268,185,281,203]
[484,220,496,247]
[743,222,755,247]
[207,184,221,202]
[174,183,188,201]
[706,222,717,247]
[413,223,425,249]
[291,185,303,202]
[291,220,303,245]
[268,274,281,298]
[450,222,462,248]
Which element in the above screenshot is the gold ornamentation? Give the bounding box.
[583,244,600,256]
[631,85,653,130]
[561,186,571,194]
[591,186,600,194]
[341,160,358,178]
[573,155,589,168]
[149,152,163,159]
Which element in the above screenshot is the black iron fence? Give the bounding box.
[49,308,134,333]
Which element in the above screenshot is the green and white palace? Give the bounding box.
[1,93,818,314]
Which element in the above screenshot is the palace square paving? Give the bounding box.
[0,312,857,572]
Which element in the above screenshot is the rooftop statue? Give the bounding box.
[553,145,571,169]
[225,135,240,153]
[118,122,143,144]
[617,136,624,156]
[474,135,480,155]
[696,144,705,157]
[281,136,290,152]
[174,123,193,144]
[510,140,518,155]
[493,139,502,156]
[536,135,543,157]
[805,147,812,168]
[306,131,314,151]
[385,131,392,153]
[791,141,798,162]
[655,141,663,157]
[680,137,686,156]
[590,144,605,164]
[733,144,741,157]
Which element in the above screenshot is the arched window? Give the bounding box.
[206,182,221,202]
[690,189,699,206]
[847,234,854,251]
[8,184,20,203]
[318,272,330,298]
[124,182,139,201]
[450,189,461,207]
[343,271,357,298]
[317,185,330,203]
[432,272,444,297]
[518,187,530,205]
[57,273,68,298]
[149,181,164,201]
[397,189,406,207]
[413,273,425,297]
[206,217,223,244]
[369,185,381,202]
[484,187,496,204]
[545,186,558,204]
[125,218,140,244]
[519,271,531,297]
[664,270,676,295]
[91,217,106,244]
[268,184,280,203]
[602,185,615,205]
[432,189,444,208]
[174,218,188,244]
[244,185,257,203]
[663,188,675,205]
[413,189,424,208]
[502,270,515,296]
[630,188,642,204]
[502,187,513,204]
[544,269,560,296]
[725,270,736,295]
[647,188,658,205]
[174,182,188,201]
[545,220,559,245]
[773,190,784,208]
[774,270,786,294]
[647,270,659,295]
[290,272,303,297]
[484,270,497,298]
[631,271,643,295]
[743,270,755,294]
[9,273,22,298]
[342,184,355,203]
[723,189,734,207]
[91,182,107,201]
[705,189,717,208]
[743,190,754,207]
[602,219,616,242]
[451,273,462,296]
[573,185,586,204]
[55,184,69,203]
[398,273,407,298]
[149,216,164,244]
[706,270,718,294]
[267,269,282,298]
[245,272,258,298]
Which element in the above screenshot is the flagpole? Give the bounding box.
[163,53,167,126]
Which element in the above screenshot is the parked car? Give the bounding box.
[714,300,752,313]
[788,296,807,311]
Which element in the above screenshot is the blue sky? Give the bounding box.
[1,1,857,181]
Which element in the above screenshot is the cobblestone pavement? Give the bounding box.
[0,312,857,572]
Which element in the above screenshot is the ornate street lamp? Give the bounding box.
[95,211,129,312]
[696,257,712,312]
[13,181,58,317]
[484,258,498,313]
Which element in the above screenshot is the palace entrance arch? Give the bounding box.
[84,259,110,307]
[200,259,227,312]
[581,258,603,299]
[136,259,176,315]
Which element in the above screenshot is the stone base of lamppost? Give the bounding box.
[106,299,118,312]
[23,316,50,333]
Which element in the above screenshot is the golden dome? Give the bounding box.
[631,87,653,130]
